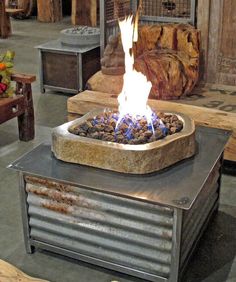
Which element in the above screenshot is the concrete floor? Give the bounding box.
[0,18,236,282]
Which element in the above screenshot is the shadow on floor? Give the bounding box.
[0,129,19,147]
[35,92,70,128]
[183,208,236,282]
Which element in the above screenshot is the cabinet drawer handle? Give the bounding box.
[12,105,19,113]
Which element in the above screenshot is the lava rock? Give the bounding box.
[70,111,184,145]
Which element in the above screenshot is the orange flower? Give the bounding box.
[0,63,6,70]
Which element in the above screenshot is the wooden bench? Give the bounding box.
[0,73,36,141]
[0,1,24,38]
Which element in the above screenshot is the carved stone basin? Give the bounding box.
[52,109,196,174]
[60,26,100,46]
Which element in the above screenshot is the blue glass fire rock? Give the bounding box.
[70,110,183,145]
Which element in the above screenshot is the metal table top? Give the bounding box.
[9,126,230,210]
[35,39,100,53]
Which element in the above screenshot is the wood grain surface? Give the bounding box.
[71,0,97,26]
[207,0,236,85]
[0,259,49,282]
[37,0,62,22]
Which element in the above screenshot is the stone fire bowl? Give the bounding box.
[52,109,196,174]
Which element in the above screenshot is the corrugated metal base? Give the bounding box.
[26,177,173,281]
[20,158,222,282]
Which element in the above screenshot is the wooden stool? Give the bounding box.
[0,73,36,141]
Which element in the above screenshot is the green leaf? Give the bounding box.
[5,62,14,68]
[5,51,15,61]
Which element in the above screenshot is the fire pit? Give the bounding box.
[7,6,232,282]
[52,108,195,174]
[53,15,196,173]
[9,126,230,282]
[60,26,100,46]
[69,110,185,144]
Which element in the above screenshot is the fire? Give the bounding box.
[117,15,153,128]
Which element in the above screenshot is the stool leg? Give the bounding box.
[17,83,35,141]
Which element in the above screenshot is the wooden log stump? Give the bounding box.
[37,0,62,22]
[101,24,200,100]
[72,0,97,26]
[87,70,123,94]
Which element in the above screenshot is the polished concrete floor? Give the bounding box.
[0,18,236,282]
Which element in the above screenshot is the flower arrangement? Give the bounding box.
[0,51,15,98]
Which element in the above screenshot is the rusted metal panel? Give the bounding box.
[24,164,221,281]
[26,178,173,279]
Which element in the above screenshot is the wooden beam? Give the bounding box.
[197,0,210,81]
[207,0,222,83]
[71,0,97,26]
[67,90,236,162]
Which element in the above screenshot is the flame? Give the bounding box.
[133,12,139,42]
[133,0,142,42]
[117,15,153,128]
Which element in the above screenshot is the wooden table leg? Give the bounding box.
[16,82,35,141]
